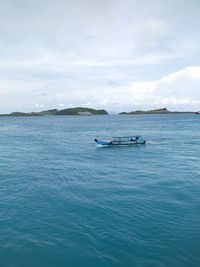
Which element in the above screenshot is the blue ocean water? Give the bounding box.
[0,114,200,267]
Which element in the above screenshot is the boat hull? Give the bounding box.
[95,140,146,147]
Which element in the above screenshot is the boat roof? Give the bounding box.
[113,135,141,140]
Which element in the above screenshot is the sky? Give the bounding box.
[0,0,200,113]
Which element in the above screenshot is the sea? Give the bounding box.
[0,114,200,267]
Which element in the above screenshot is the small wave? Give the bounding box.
[146,140,170,145]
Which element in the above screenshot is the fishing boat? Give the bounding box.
[94,136,146,147]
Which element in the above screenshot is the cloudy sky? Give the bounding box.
[0,0,200,113]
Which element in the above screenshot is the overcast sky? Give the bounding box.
[0,0,200,112]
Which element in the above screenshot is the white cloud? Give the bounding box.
[161,66,200,83]
[123,66,200,111]
[131,81,157,95]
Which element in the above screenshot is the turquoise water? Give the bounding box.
[0,114,200,267]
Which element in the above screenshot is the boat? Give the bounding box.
[94,136,146,147]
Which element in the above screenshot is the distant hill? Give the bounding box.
[0,107,108,116]
[55,107,108,115]
[119,108,194,115]
[39,109,58,115]
[6,112,41,116]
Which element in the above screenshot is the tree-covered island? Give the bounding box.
[0,107,108,116]
[119,108,195,115]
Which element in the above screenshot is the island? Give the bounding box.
[0,107,109,116]
[119,108,195,115]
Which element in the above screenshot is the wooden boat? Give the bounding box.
[94,136,146,147]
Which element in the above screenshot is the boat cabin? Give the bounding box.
[113,136,140,142]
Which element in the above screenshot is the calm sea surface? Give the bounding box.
[0,114,200,267]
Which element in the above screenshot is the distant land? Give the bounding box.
[0,107,199,116]
[0,107,108,116]
[119,108,197,115]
